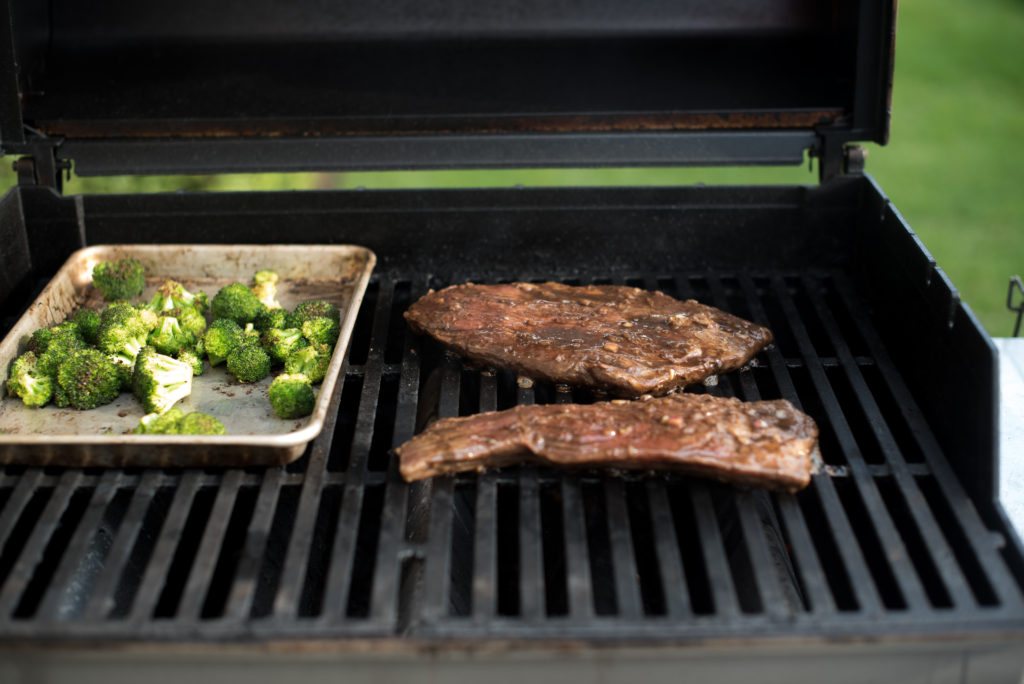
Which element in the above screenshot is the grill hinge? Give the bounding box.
[813,133,868,183]
[12,146,71,193]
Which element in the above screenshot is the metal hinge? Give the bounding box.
[12,150,71,193]
[813,134,868,183]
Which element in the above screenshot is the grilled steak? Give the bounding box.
[396,393,819,491]
[404,282,772,396]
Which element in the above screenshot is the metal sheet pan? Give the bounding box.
[0,244,375,467]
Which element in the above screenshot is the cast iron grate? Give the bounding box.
[1,270,1022,642]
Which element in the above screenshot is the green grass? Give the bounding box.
[2,0,1022,334]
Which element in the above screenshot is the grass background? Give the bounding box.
[2,0,1022,335]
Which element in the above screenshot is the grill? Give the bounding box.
[2,0,1024,679]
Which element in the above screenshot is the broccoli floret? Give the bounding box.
[145,279,209,314]
[261,327,308,364]
[92,258,146,301]
[132,346,193,414]
[96,302,149,367]
[178,412,227,435]
[170,306,207,339]
[268,373,315,419]
[254,306,288,332]
[73,309,101,345]
[251,270,281,310]
[301,317,340,347]
[211,283,264,325]
[132,407,185,434]
[288,300,340,328]
[225,340,271,383]
[176,348,204,376]
[5,352,53,407]
[203,318,244,366]
[56,349,122,410]
[284,344,332,384]
[148,315,196,356]
[36,323,88,378]
[137,306,159,332]
[25,327,53,354]
[107,354,134,390]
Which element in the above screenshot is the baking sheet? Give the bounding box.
[0,244,375,467]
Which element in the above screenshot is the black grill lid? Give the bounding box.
[1,0,895,176]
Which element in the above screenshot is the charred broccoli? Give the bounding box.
[176,348,204,376]
[284,344,331,384]
[148,314,196,356]
[254,306,288,332]
[268,373,315,419]
[178,412,226,435]
[203,318,244,366]
[251,269,281,310]
[5,352,53,407]
[132,407,185,434]
[301,317,340,347]
[225,340,271,383]
[132,346,193,414]
[288,300,340,328]
[145,279,209,314]
[36,322,88,378]
[211,283,264,325]
[56,349,122,410]
[96,302,149,367]
[92,258,146,301]
[261,327,307,364]
[73,309,101,345]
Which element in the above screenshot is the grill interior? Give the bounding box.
[1,266,1023,642]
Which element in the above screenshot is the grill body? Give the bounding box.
[0,178,1022,680]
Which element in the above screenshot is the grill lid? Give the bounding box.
[0,0,895,177]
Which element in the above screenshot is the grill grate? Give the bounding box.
[1,270,1023,643]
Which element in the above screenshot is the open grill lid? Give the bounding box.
[1,0,894,179]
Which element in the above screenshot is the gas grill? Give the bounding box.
[2,1,1024,681]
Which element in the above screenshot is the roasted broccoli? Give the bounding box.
[92,258,146,301]
[132,407,185,434]
[145,279,209,314]
[171,306,207,339]
[261,327,308,364]
[284,344,331,384]
[176,348,204,376]
[5,352,53,407]
[288,299,340,328]
[211,282,264,325]
[202,318,244,366]
[132,346,193,414]
[251,269,281,310]
[301,316,340,347]
[148,314,196,356]
[268,373,315,419]
[96,302,149,367]
[178,412,226,435]
[225,340,272,383]
[25,327,53,354]
[36,322,88,378]
[254,306,288,332]
[73,309,101,345]
[56,348,122,410]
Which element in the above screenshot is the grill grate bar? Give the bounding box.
[603,479,643,619]
[127,470,203,622]
[518,470,544,619]
[0,471,83,618]
[470,372,500,622]
[645,479,691,618]
[80,470,162,621]
[176,469,245,619]
[561,476,595,620]
[803,275,977,610]
[0,469,45,565]
[830,273,1024,610]
[688,481,740,619]
[223,467,284,620]
[36,471,122,622]
[737,275,883,615]
[770,275,931,612]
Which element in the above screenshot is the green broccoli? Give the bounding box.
[132,407,185,434]
[145,279,209,314]
[284,344,332,384]
[251,269,281,310]
[148,315,196,356]
[254,306,288,332]
[268,373,315,419]
[92,258,146,301]
[211,282,264,325]
[137,306,159,332]
[301,317,340,347]
[225,340,272,383]
[36,323,88,378]
[108,354,134,390]
[203,318,244,366]
[5,352,53,407]
[178,412,227,435]
[73,309,101,345]
[56,349,123,410]
[176,348,204,376]
[261,327,307,364]
[25,327,53,354]
[171,306,207,339]
[132,346,193,414]
[96,302,149,367]
[288,300,340,328]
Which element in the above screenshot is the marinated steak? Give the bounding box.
[404,282,772,396]
[396,393,819,492]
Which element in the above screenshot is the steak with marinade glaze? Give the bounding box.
[404,282,772,396]
[396,393,818,492]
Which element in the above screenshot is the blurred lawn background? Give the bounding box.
[2,0,1021,334]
